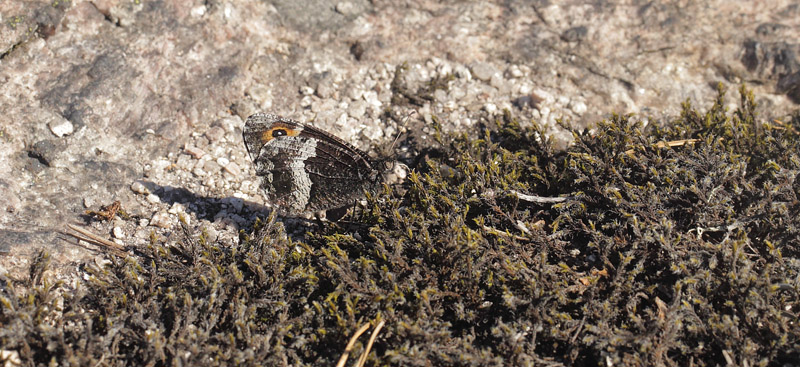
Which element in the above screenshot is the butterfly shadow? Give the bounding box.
[137,181,331,240]
[138,181,273,228]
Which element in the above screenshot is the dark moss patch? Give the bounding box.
[2,86,799,366]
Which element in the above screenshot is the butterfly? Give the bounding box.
[242,113,395,216]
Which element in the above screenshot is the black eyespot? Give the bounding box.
[272,129,288,137]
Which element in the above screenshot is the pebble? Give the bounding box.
[437,63,453,77]
[345,86,364,100]
[453,65,472,80]
[316,110,344,125]
[190,5,206,17]
[176,154,194,170]
[184,146,206,159]
[146,194,160,203]
[213,117,238,133]
[223,161,242,176]
[538,106,551,121]
[203,225,219,242]
[112,226,125,239]
[347,100,368,119]
[470,62,497,81]
[433,89,448,102]
[490,73,509,93]
[335,1,357,15]
[49,118,74,137]
[316,78,335,99]
[311,99,337,113]
[363,90,381,108]
[168,202,185,214]
[300,95,313,108]
[205,126,226,143]
[150,212,172,228]
[130,181,149,195]
[569,100,588,115]
[299,86,314,96]
[193,166,207,176]
[203,159,221,174]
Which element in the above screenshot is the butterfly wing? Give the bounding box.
[243,113,382,214]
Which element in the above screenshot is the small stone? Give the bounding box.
[202,159,221,173]
[346,86,364,100]
[437,63,453,77]
[193,159,208,176]
[335,1,357,15]
[203,226,219,242]
[29,140,59,167]
[168,202,185,214]
[363,90,381,108]
[347,100,368,119]
[146,193,160,203]
[190,5,206,17]
[538,106,551,120]
[176,154,194,170]
[213,117,238,134]
[83,197,96,208]
[316,78,335,99]
[316,110,344,125]
[300,95,313,108]
[484,103,498,114]
[299,86,315,96]
[150,212,172,228]
[490,73,509,93]
[470,62,497,81]
[203,176,217,189]
[204,126,226,143]
[223,161,241,176]
[49,118,74,137]
[216,157,230,167]
[454,65,472,80]
[569,100,588,115]
[193,167,207,177]
[130,181,149,195]
[184,146,206,159]
[433,89,448,102]
[112,226,125,239]
[312,99,337,113]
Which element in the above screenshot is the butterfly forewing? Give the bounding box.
[243,113,386,215]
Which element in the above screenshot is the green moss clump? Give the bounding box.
[1,86,799,366]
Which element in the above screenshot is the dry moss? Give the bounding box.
[1,86,799,366]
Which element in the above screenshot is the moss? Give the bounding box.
[2,86,799,366]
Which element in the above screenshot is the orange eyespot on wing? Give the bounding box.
[260,123,302,143]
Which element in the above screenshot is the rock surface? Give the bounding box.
[0,0,798,277]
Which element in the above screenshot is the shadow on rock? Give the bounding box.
[138,181,273,228]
